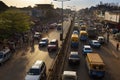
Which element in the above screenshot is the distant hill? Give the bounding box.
[0,1,9,13]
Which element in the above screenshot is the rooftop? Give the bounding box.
[63,71,76,76]
[31,60,43,69]
[87,53,104,65]
[70,51,78,55]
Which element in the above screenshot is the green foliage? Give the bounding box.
[0,9,31,40]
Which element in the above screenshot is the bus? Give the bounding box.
[80,31,88,41]
[86,53,105,78]
[71,34,79,48]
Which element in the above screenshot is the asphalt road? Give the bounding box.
[0,18,71,80]
[63,36,120,80]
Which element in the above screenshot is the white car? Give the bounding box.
[62,71,77,80]
[25,60,46,80]
[89,40,101,48]
[0,48,11,64]
[34,32,41,40]
[97,36,105,44]
[82,45,93,55]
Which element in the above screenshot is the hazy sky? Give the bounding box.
[1,0,120,10]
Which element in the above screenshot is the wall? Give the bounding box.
[105,11,120,23]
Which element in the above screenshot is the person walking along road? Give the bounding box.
[116,42,119,51]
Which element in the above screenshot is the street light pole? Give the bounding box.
[61,1,63,42]
[54,0,70,43]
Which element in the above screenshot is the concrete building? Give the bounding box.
[104,11,120,29]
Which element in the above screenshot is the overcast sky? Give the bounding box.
[1,0,120,10]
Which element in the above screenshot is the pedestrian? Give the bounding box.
[116,42,119,51]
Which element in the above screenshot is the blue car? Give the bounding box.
[82,45,93,55]
[89,40,101,48]
[39,38,49,47]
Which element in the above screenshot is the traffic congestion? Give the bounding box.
[0,1,120,80]
[62,12,120,80]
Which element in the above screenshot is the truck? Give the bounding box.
[87,27,97,38]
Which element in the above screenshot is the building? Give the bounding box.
[104,11,120,30]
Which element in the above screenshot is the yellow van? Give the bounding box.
[71,34,79,48]
[80,31,88,41]
[86,53,105,78]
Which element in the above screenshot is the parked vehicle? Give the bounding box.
[34,32,41,40]
[89,40,101,48]
[97,36,105,44]
[47,39,58,52]
[39,38,49,47]
[110,28,119,34]
[68,51,80,65]
[82,45,93,55]
[113,32,120,41]
[25,60,46,80]
[86,53,105,78]
[62,71,77,80]
[0,48,12,64]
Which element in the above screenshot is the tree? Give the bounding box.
[46,9,54,19]
[0,9,31,40]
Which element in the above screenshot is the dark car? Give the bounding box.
[111,28,119,34]
[47,39,58,52]
[89,40,101,48]
[68,51,80,65]
[39,38,49,48]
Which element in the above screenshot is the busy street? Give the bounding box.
[0,0,120,80]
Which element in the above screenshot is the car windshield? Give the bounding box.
[99,38,104,40]
[92,65,104,70]
[70,54,79,58]
[41,39,47,42]
[63,76,76,80]
[73,31,78,34]
[94,42,99,44]
[85,48,91,50]
[28,68,40,75]
[50,42,55,45]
